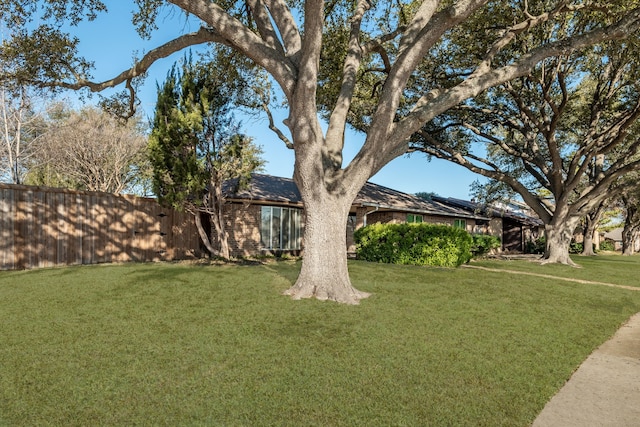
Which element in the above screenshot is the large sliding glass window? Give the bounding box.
[453,219,466,230]
[260,206,302,250]
[407,214,424,223]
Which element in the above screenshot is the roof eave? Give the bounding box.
[359,202,489,221]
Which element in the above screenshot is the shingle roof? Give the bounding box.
[225,174,486,220]
[432,195,543,226]
[354,182,487,220]
[224,174,302,204]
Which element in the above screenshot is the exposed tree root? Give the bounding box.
[283,283,371,305]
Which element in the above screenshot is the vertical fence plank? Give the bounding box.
[66,193,78,266]
[56,192,67,266]
[34,190,46,268]
[81,194,93,264]
[48,190,56,267]
[94,193,102,263]
[22,189,34,268]
[14,188,26,269]
[73,194,83,265]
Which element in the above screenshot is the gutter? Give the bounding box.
[361,203,380,227]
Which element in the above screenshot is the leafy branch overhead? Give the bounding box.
[2,2,639,157]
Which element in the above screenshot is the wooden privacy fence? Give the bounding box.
[0,184,203,270]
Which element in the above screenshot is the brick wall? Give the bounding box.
[225,202,263,257]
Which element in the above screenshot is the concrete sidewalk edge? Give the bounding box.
[532,312,640,427]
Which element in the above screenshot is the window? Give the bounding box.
[261,206,302,250]
[453,219,466,230]
[407,214,424,223]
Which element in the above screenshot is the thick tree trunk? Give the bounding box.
[210,212,231,260]
[542,217,580,266]
[622,225,635,256]
[622,205,638,256]
[193,187,231,260]
[194,213,216,255]
[582,231,596,256]
[283,193,370,304]
[581,201,606,256]
[581,210,600,256]
[209,192,231,260]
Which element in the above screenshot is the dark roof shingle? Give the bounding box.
[226,174,487,220]
[224,174,302,204]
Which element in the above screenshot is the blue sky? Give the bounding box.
[67,2,482,199]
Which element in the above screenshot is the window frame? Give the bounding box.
[453,219,467,230]
[407,213,424,223]
[260,206,302,250]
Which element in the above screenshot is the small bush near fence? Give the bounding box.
[354,223,473,267]
[525,237,546,254]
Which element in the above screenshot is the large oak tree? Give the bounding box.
[413,40,640,265]
[612,172,640,255]
[2,1,640,302]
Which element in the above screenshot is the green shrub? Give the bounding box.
[471,234,501,257]
[569,242,583,254]
[354,223,473,267]
[525,237,546,254]
[599,240,616,251]
[526,237,589,254]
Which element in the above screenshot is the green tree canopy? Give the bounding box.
[148,51,264,259]
[413,38,640,264]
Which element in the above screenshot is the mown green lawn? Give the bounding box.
[1,257,639,426]
[471,254,640,288]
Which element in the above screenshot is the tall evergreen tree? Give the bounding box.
[149,52,264,259]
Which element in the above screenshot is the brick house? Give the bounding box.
[432,196,544,253]
[219,174,492,257]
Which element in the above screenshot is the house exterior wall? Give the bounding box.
[224,202,263,257]
[222,202,305,257]
[224,204,488,258]
[488,218,503,239]
[217,198,534,258]
[364,210,478,232]
[366,211,402,225]
[220,201,538,257]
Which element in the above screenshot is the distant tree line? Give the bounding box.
[0,87,150,195]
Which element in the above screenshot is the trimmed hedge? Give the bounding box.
[354,223,473,267]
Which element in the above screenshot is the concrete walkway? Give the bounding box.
[532,312,640,427]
